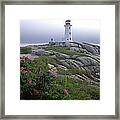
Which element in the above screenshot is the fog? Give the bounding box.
[20,20,100,45]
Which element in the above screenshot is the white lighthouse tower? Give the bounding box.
[64,20,72,43]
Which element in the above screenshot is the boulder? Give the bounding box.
[59,60,71,68]
[57,64,67,70]
[76,57,99,66]
[33,49,54,56]
[81,43,100,55]
[55,52,70,59]
[72,60,84,67]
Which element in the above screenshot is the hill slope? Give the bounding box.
[20,42,100,100]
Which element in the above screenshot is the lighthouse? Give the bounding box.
[64,20,72,42]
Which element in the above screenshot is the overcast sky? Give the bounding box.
[20,19,100,44]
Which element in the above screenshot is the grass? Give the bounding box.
[20,47,32,54]
[20,55,100,100]
[45,46,80,56]
[45,46,100,63]
[47,75,100,100]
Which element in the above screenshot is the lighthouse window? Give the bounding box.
[70,38,71,40]
[69,32,71,34]
[69,27,70,29]
[67,39,69,40]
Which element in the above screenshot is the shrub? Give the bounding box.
[20,56,100,100]
[20,47,32,54]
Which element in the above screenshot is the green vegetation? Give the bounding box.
[45,46,100,63]
[20,47,32,54]
[20,55,100,100]
[45,46,80,56]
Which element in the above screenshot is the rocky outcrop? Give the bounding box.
[32,49,54,56]
[27,42,100,86]
[54,52,70,59]
[80,42,100,55]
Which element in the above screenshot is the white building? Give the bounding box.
[64,20,73,42]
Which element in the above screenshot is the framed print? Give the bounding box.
[0,0,119,119]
